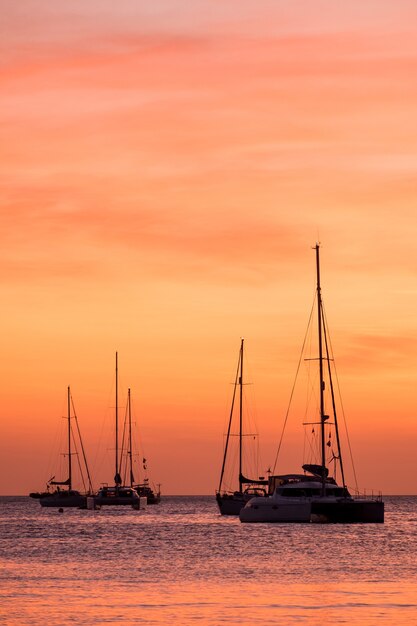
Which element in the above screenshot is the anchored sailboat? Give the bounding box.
[30,386,94,508]
[119,388,161,504]
[216,338,268,515]
[94,353,140,507]
[240,244,384,523]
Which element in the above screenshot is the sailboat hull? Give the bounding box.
[39,492,87,508]
[216,493,249,515]
[216,486,268,515]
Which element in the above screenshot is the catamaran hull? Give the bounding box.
[310,499,384,523]
[240,497,384,523]
[239,500,311,523]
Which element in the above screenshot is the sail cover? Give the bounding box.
[302,464,329,478]
[239,473,268,485]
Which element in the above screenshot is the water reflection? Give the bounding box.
[0,496,416,625]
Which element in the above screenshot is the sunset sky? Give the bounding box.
[1,1,417,495]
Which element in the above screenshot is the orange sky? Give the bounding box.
[1,1,417,495]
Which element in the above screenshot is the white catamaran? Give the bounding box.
[240,245,384,524]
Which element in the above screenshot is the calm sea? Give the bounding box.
[1,495,416,625]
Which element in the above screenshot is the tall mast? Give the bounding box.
[128,388,134,486]
[315,244,326,495]
[67,385,72,491]
[114,352,122,486]
[239,338,244,494]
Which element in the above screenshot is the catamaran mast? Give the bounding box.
[315,244,327,496]
[114,352,122,486]
[128,388,134,486]
[239,338,244,494]
[67,385,72,491]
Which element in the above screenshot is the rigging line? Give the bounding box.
[272,292,317,474]
[127,396,144,482]
[90,382,114,484]
[127,389,135,487]
[223,430,240,493]
[321,303,347,490]
[305,365,320,424]
[71,428,88,493]
[304,421,319,461]
[256,435,261,478]
[243,385,261,443]
[44,415,62,485]
[243,352,259,428]
[303,311,319,429]
[244,428,260,479]
[217,345,241,493]
[322,305,359,493]
[127,395,137,447]
[303,425,307,467]
[119,397,129,484]
[67,417,86,493]
[70,394,94,493]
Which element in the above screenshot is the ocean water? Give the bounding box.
[1,495,416,625]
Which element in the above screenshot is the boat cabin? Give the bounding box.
[268,474,348,498]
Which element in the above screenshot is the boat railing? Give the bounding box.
[352,489,383,502]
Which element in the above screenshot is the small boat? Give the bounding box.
[94,354,144,508]
[216,338,268,515]
[240,245,384,524]
[30,386,94,508]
